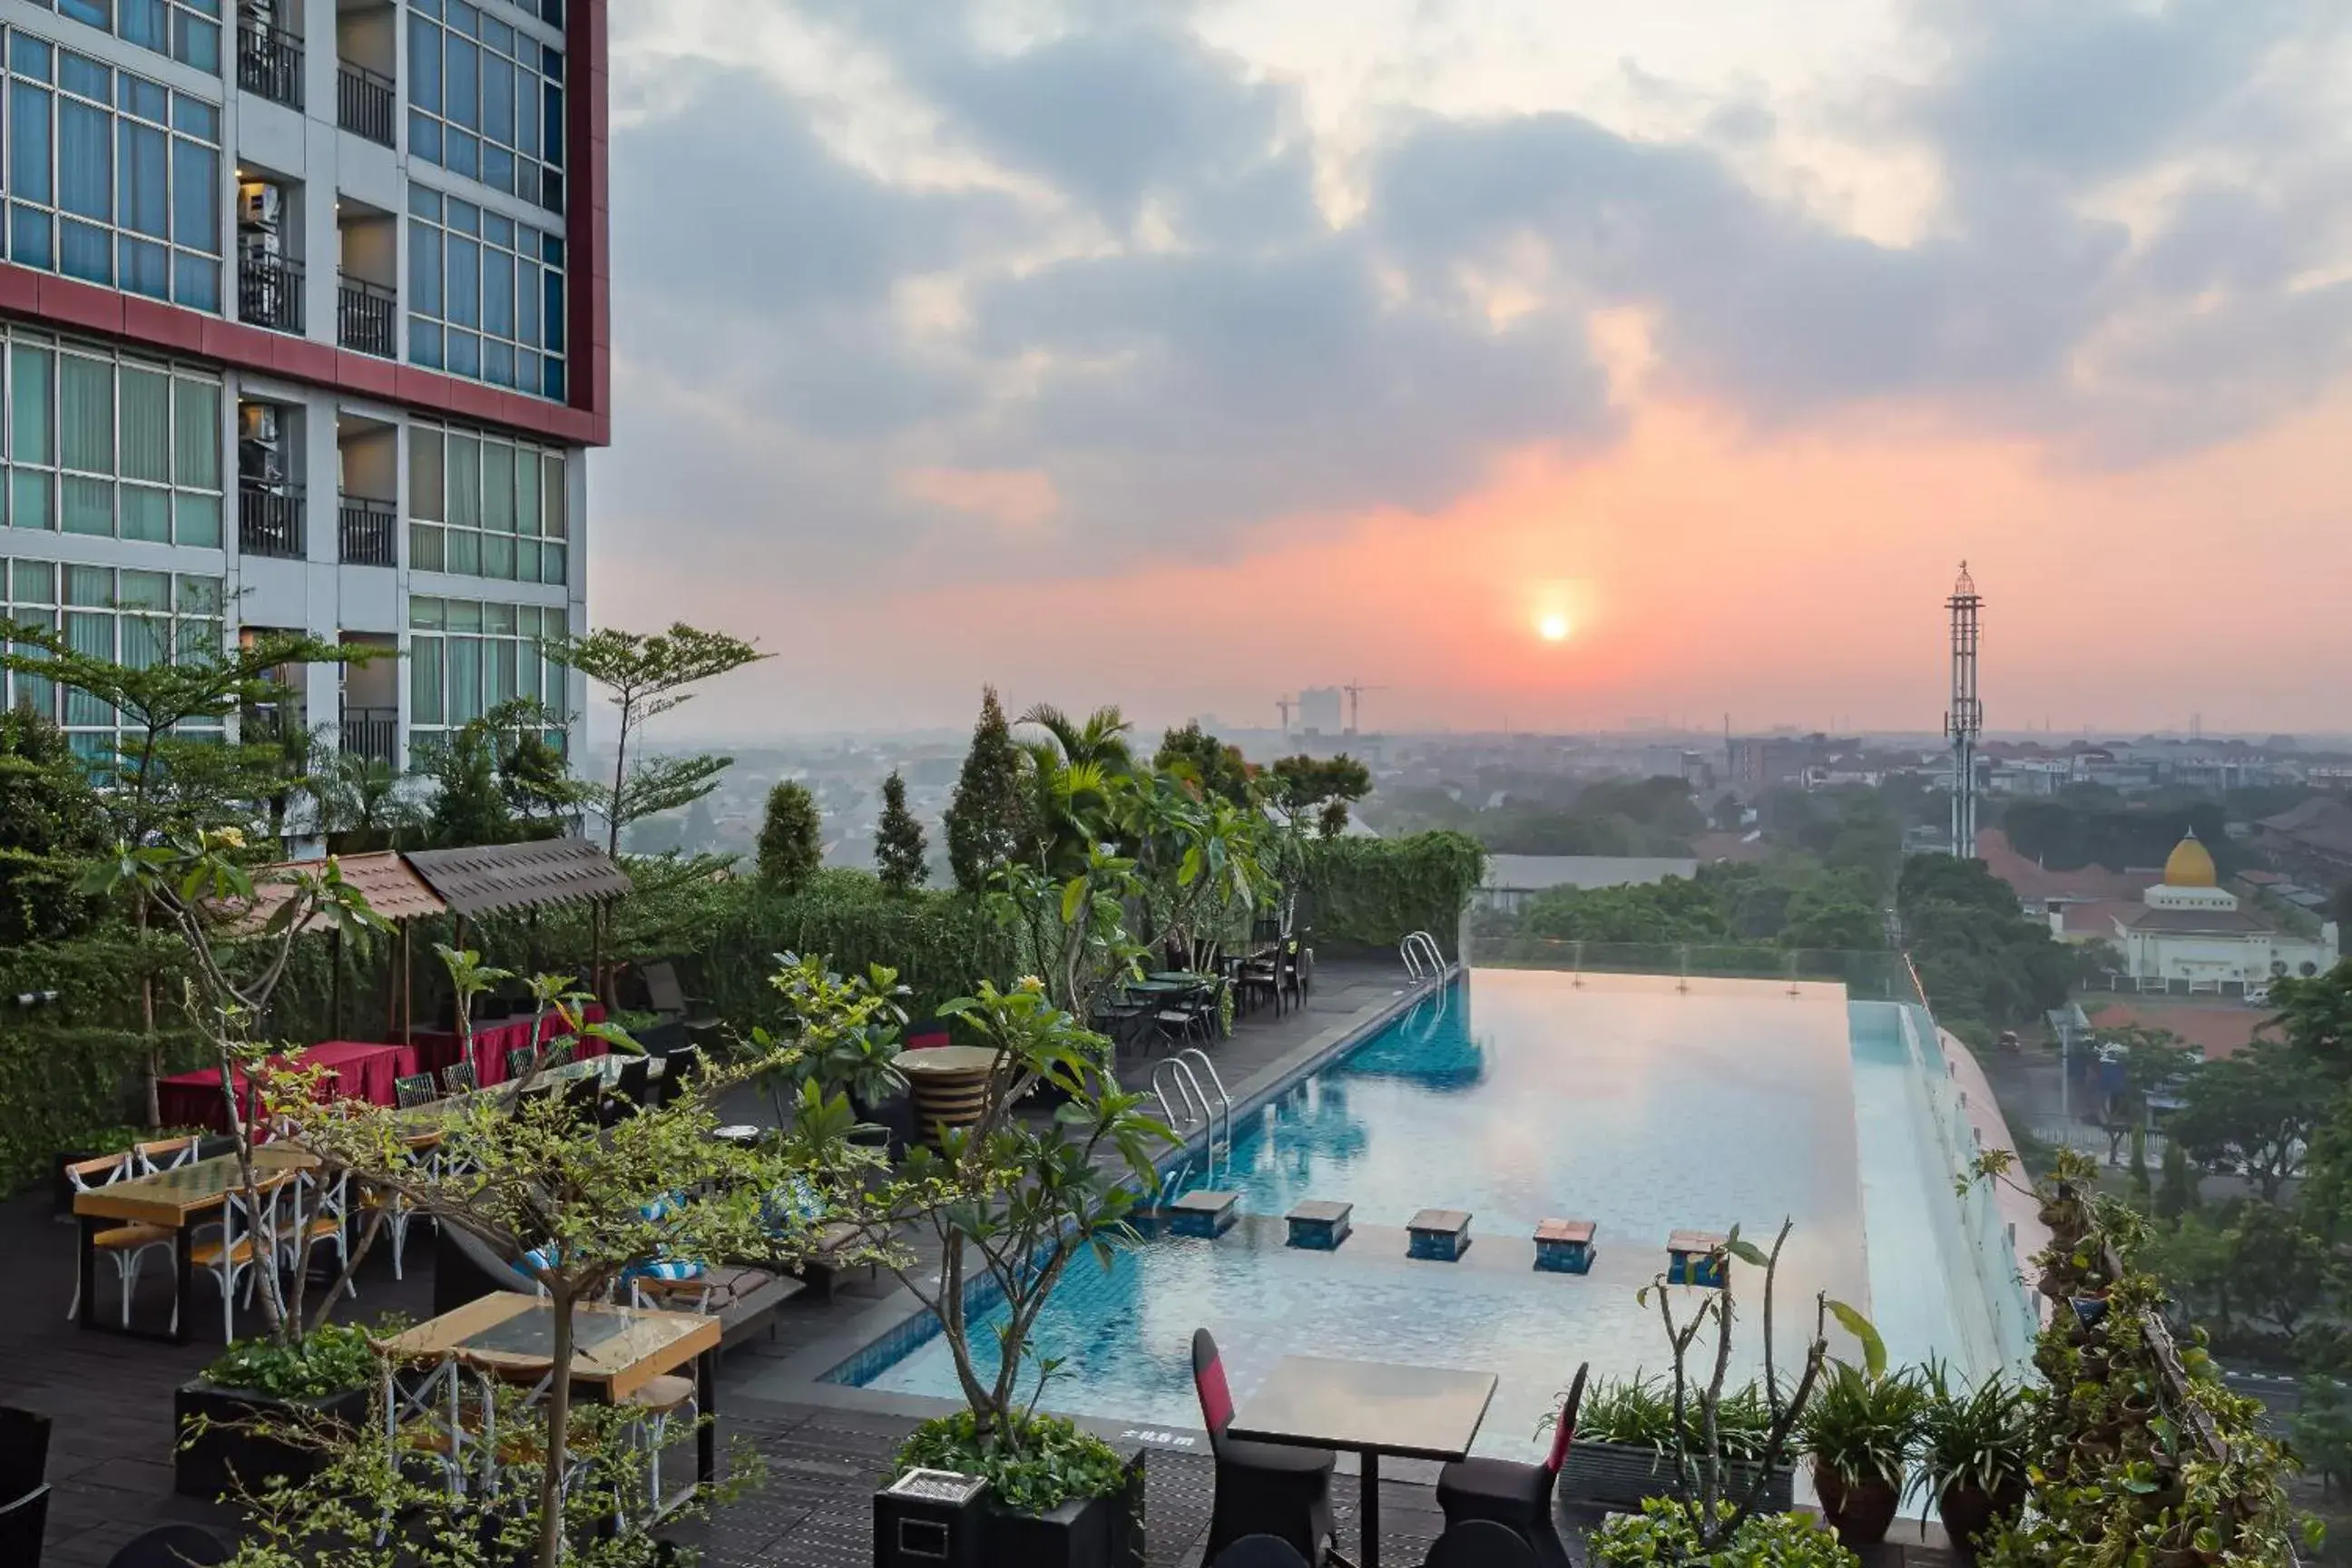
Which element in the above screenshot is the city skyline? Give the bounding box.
[593,0,2352,738]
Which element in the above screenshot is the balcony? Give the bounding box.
[240,250,304,334]
[337,275,395,358]
[238,20,303,111]
[239,482,307,559]
[338,62,396,146]
[338,495,397,566]
[339,706,397,766]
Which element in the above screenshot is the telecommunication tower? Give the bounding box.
[1944,562,1983,858]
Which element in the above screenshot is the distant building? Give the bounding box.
[1298,686,1344,736]
[2258,796,2352,885]
[2074,832,2337,995]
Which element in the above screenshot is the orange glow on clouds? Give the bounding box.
[611,384,2352,737]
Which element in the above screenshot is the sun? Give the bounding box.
[1537,612,1572,642]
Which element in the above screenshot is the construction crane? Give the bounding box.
[1342,680,1389,736]
[1275,695,1297,735]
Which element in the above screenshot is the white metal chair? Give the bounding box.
[279,1169,358,1298]
[63,1152,175,1327]
[133,1134,203,1175]
[622,1372,699,1521]
[183,1186,275,1341]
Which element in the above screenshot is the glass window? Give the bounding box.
[172,490,219,546]
[59,100,113,221]
[0,332,223,545]
[59,356,114,473]
[173,377,219,487]
[119,366,169,481]
[12,85,54,204]
[12,346,54,464]
[409,184,565,398]
[410,426,445,520]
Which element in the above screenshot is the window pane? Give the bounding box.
[446,524,480,574]
[446,130,477,181]
[409,318,443,368]
[10,470,54,530]
[172,141,219,253]
[482,54,514,146]
[410,224,443,318]
[172,491,220,546]
[409,15,443,113]
[61,219,113,285]
[120,367,171,481]
[62,475,113,535]
[59,100,113,221]
[66,564,112,606]
[119,235,169,298]
[447,330,479,377]
[409,110,442,164]
[447,436,480,528]
[409,633,445,724]
[176,575,221,615]
[120,120,169,237]
[409,427,445,521]
[118,569,168,609]
[172,253,220,312]
[120,485,169,542]
[483,250,514,337]
[64,612,113,725]
[482,532,513,579]
[540,455,564,537]
[12,347,54,464]
[483,443,514,531]
[59,357,115,473]
[447,237,479,327]
[11,84,54,204]
[447,36,478,130]
[541,542,564,585]
[174,378,220,487]
[514,445,538,529]
[410,520,445,571]
[447,635,482,722]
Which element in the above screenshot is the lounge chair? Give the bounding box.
[1433,1363,1585,1568]
[1192,1328,1335,1563]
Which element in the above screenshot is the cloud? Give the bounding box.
[597,0,2352,601]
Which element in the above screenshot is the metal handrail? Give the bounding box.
[1175,1046,1231,1181]
[1401,930,1446,983]
[1400,936,1426,983]
[1151,1054,1228,1188]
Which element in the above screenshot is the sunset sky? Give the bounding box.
[593,0,2352,739]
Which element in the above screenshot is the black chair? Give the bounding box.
[393,1072,439,1109]
[1423,1518,1541,1568]
[603,1055,654,1124]
[1210,1534,1312,1568]
[1191,1328,1334,1563]
[505,1044,540,1083]
[662,1044,706,1107]
[0,1483,48,1566]
[0,1405,52,1501]
[441,1061,479,1095]
[1434,1364,1585,1568]
[104,1524,230,1567]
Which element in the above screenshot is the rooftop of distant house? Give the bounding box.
[1975,828,2161,906]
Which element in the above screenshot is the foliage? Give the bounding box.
[895,1409,1132,1514]
[868,978,1171,1444]
[1910,1362,2033,1505]
[309,748,423,855]
[1153,721,1253,807]
[2165,1041,2329,1202]
[1268,753,1373,837]
[1800,1363,1926,1489]
[0,1024,206,1190]
[0,705,109,944]
[1014,703,1132,877]
[2003,797,2233,878]
[1301,831,1485,953]
[1591,1498,1858,1568]
[1120,767,1272,971]
[560,621,767,858]
[201,1321,384,1399]
[756,951,908,1115]
[988,850,1147,1022]
[422,715,545,848]
[2156,1136,2198,1220]
[2291,1378,2352,1496]
[1573,1376,1779,1463]
[1898,852,2076,1028]
[944,687,1034,894]
[874,770,930,893]
[757,780,824,895]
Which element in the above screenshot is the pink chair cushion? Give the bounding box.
[1195,1351,1235,1434]
[1544,1404,1576,1473]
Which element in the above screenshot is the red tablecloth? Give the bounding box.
[155,1040,422,1133]
[407,1004,608,1088]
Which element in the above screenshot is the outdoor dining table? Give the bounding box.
[70,1145,318,1343]
[155,1040,422,1132]
[897,1044,1004,1147]
[379,1293,724,1485]
[1228,1355,1499,1568]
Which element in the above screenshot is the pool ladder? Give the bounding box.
[1152,1048,1232,1189]
[1399,930,1446,985]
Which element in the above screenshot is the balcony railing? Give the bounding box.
[338,495,397,566]
[337,62,395,145]
[337,274,395,358]
[239,481,306,559]
[238,19,303,110]
[240,250,304,334]
[340,707,397,767]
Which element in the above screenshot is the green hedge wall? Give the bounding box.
[1303,831,1486,957]
[0,1026,207,1191]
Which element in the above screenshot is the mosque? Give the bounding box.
[2100,831,2338,995]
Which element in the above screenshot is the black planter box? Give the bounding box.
[174,1380,371,1501]
[1557,1439,1792,1514]
[984,1450,1146,1568]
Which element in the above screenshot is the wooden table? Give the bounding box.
[897,1045,1003,1148]
[72,1146,317,1344]
[382,1294,724,1484]
[1230,1356,1498,1568]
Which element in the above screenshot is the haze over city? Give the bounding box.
[592,0,2352,738]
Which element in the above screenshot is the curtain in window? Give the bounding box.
[59,357,114,473]
[448,34,478,130]
[410,427,445,520]
[173,377,220,487]
[173,492,220,547]
[59,100,112,220]
[120,613,166,670]
[447,635,482,723]
[410,224,443,318]
[483,443,514,532]
[120,368,171,482]
[410,633,445,724]
[11,472,54,530]
[488,638,515,705]
[118,121,169,238]
[64,610,113,726]
[447,436,480,527]
[448,237,480,328]
[409,15,443,113]
[120,485,169,542]
[61,475,113,536]
[10,84,53,203]
[172,141,219,253]
[13,346,54,464]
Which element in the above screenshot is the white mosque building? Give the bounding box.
[2097,832,2338,995]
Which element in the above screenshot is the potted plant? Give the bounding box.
[1802,1363,1926,1546]
[175,1321,381,1500]
[894,1409,1145,1568]
[1912,1363,2031,1556]
[760,954,913,1158]
[1592,1496,1859,1568]
[1561,1377,1795,1513]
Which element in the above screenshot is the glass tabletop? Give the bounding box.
[1229,1356,1498,1461]
[463,1310,635,1358]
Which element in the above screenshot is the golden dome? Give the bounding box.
[2163,831,2217,888]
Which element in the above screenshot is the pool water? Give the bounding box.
[836,969,2004,1460]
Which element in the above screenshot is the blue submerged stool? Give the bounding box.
[1667,1230,1729,1289]
[1286,1200,1353,1250]
[1408,1209,1473,1261]
[1170,1190,1240,1240]
[1533,1219,1596,1274]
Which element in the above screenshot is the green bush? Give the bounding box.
[1575,1376,1779,1464]
[690,869,1007,1024]
[0,1024,207,1191]
[1592,1499,1857,1567]
[1302,831,1485,955]
[894,1409,1130,1514]
[201,1321,385,1399]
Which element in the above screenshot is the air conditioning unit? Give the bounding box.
[239,403,280,446]
[239,227,283,263]
[239,0,276,28]
[237,181,282,230]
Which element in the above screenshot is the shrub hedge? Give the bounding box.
[0,1025,207,1191]
[1302,831,1486,956]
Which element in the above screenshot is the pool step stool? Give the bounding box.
[1407,1209,1472,1261]
[1168,1190,1240,1240]
[1286,1200,1353,1250]
[1534,1219,1597,1274]
[1667,1229,1729,1289]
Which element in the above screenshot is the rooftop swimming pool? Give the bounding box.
[828,969,2025,1462]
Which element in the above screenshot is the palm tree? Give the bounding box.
[314,748,421,853]
[1018,703,1133,773]
[1015,705,1133,875]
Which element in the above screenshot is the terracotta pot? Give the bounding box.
[1814,1464,1903,1546]
[1939,1477,2028,1557]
